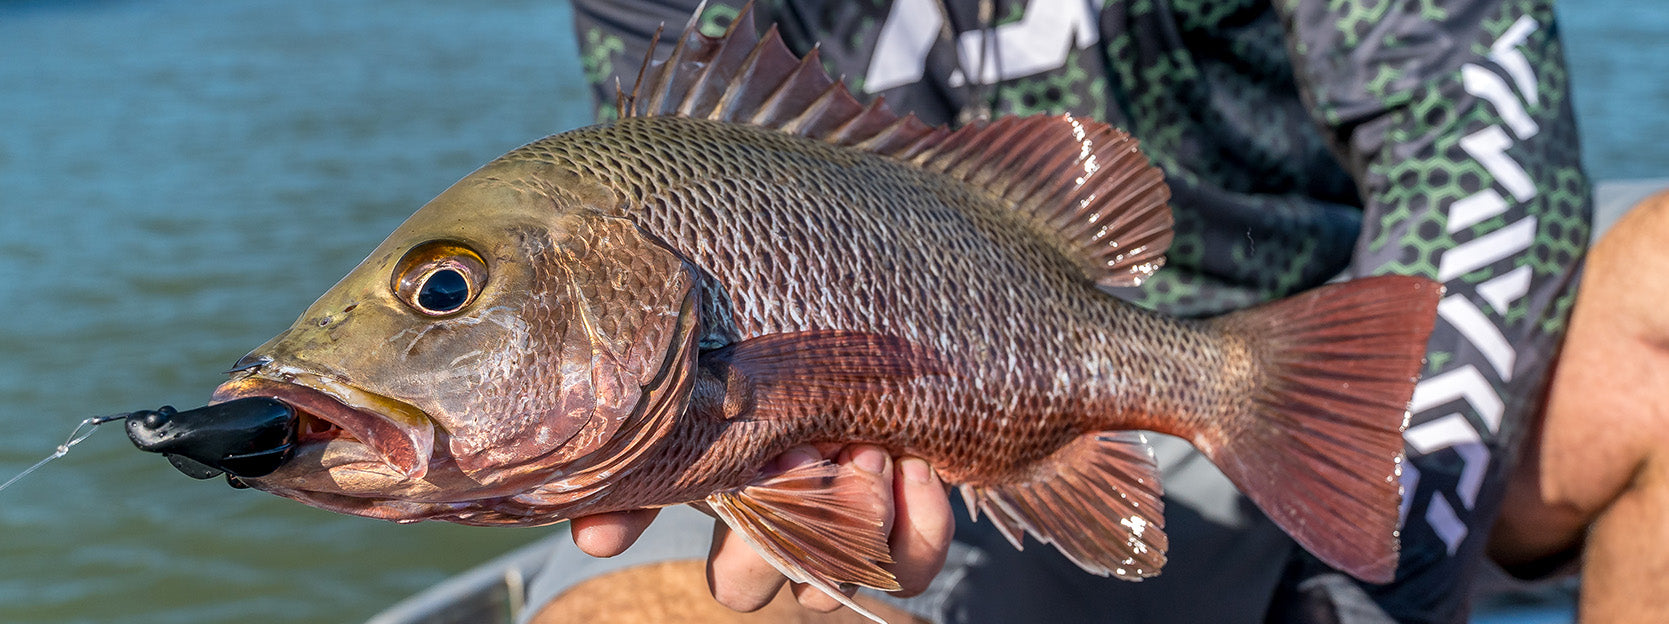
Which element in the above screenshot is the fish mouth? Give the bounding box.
[212,376,436,480]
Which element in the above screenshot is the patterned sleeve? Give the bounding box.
[570,0,741,122]
[1273,0,1592,621]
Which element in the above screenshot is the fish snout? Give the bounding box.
[225,352,274,374]
[125,397,298,480]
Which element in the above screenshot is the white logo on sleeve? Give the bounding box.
[865,0,1101,93]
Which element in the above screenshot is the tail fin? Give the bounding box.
[1202,275,1441,583]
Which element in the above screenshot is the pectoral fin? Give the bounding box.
[705,460,899,623]
[695,330,947,422]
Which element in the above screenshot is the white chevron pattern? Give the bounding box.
[1409,15,1545,556]
[864,0,1100,93]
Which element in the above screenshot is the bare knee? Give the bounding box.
[530,559,929,624]
[1597,188,1669,265]
[1490,186,1669,573]
[1576,453,1669,623]
[1632,188,1669,225]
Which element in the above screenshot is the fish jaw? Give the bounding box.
[212,375,435,481]
[206,373,577,522]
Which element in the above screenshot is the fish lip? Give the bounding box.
[211,376,435,480]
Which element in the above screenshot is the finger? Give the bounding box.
[888,456,955,596]
[569,508,661,558]
[706,445,824,611]
[792,579,859,613]
[764,442,839,474]
[706,512,791,611]
[796,444,894,613]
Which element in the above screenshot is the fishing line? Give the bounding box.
[0,413,132,494]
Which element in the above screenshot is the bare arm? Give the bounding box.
[1491,189,1669,622]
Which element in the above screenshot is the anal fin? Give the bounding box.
[706,460,899,623]
[960,431,1168,579]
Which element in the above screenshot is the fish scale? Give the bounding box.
[536,118,1111,357]
[480,115,1215,575]
[538,120,1136,425]
[194,6,1441,622]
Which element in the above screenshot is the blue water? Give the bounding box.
[0,1,1658,622]
[0,2,589,623]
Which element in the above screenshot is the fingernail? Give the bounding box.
[854,447,888,475]
[901,457,934,484]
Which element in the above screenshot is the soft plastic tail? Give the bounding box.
[1202,275,1441,583]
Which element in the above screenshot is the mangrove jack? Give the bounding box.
[139,6,1440,621]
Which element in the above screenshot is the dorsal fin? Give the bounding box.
[909,116,1173,288]
[622,2,1173,288]
[619,2,947,158]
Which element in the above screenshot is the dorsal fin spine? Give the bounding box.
[629,2,1174,288]
[812,77,868,138]
[713,29,774,120]
[852,114,942,157]
[786,80,847,136]
[642,42,680,114]
[678,45,725,116]
[749,43,818,125]
[850,113,913,153]
[911,127,975,173]
[881,119,948,161]
[619,21,664,118]
[892,125,942,160]
[681,12,756,118]
[831,97,893,145]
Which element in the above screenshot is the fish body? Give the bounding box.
[207,7,1439,619]
[497,115,1187,487]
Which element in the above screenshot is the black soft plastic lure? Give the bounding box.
[123,397,297,481]
[0,397,296,494]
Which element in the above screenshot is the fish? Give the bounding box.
[202,5,1439,620]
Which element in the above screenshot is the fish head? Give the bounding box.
[210,159,702,521]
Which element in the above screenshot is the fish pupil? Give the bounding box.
[417,269,469,312]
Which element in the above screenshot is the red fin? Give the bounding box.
[619,5,1171,289]
[1202,275,1443,583]
[620,3,947,157]
[697,330,947,421]
[960,432,1168,580]
[909,116,1173,288]
[706,460,898,623]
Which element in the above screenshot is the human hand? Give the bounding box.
[568,443,955,613]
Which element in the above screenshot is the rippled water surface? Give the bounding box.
[1,2,586,623]
[0,1,1661,623]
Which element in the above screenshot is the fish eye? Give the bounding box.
[392,241,487,317]
[417,269,469,312]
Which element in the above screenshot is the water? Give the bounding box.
[0,2,587,623]
[0,1,1659,622]
[0,414,126,494]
